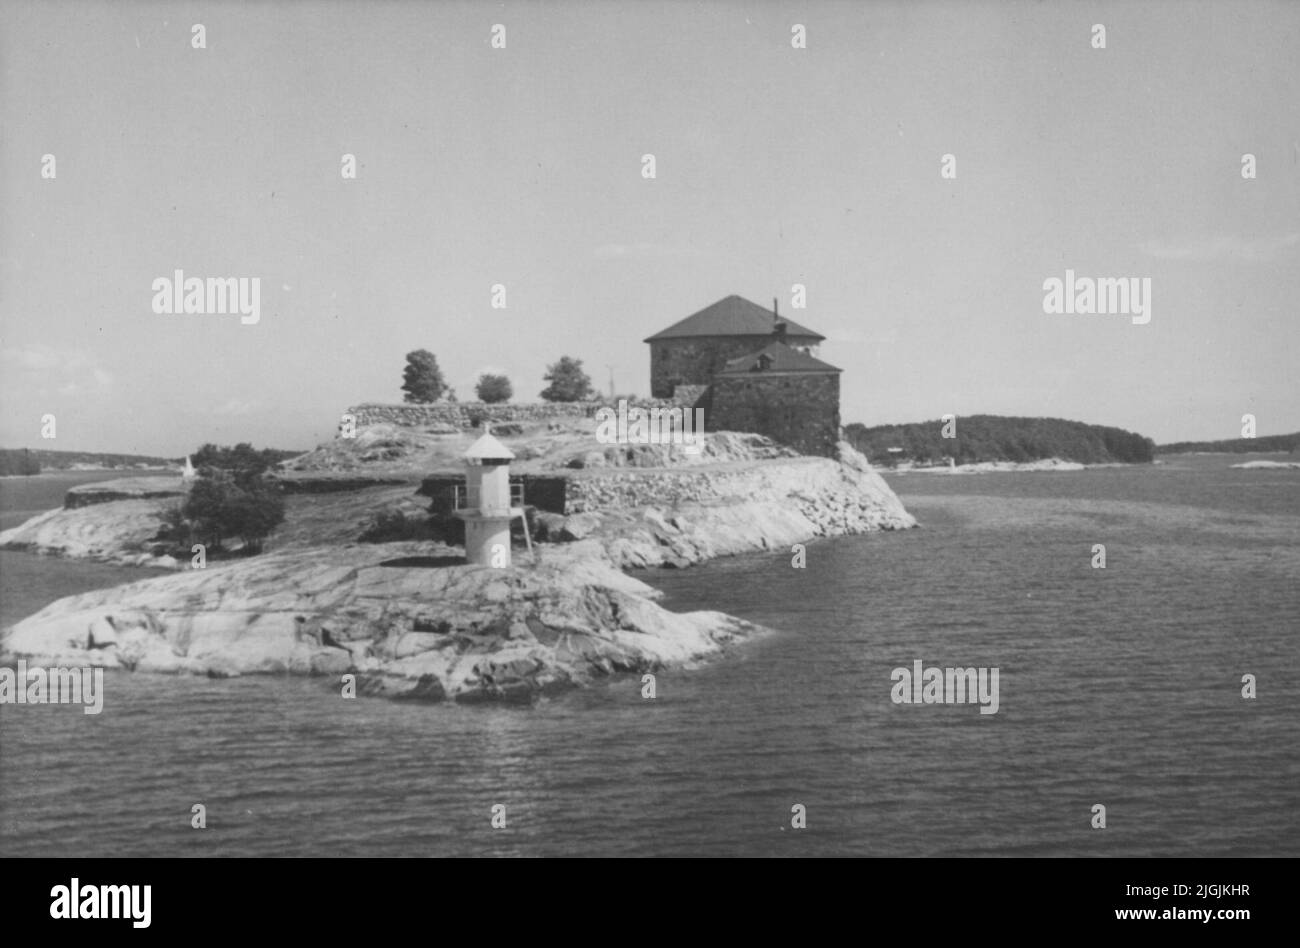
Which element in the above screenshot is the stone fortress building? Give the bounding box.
[644,295,842,457]
[345,293,844,460]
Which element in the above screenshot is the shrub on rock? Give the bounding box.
[182,471,285,554]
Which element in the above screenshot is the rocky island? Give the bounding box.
[1,417,915,703]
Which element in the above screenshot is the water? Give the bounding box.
[0,470,148,529]
[0,472,172,629]
[1,457,1298,856]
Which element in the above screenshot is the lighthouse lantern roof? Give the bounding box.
[463,431,515,461]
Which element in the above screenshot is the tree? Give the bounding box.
[476,373,513,403]
[192,442,271,482]
[539,356,594,402]
[154,501,193,550]
[182,470,285,553]
[183,474,240,549]
[0,449,40,476]
[401,349,448,403]
[223,481,287,553]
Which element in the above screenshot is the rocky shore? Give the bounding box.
[0,500,185,568]
[62,476,187,509]
[1230,460,1300,470]
[559,443,914,569]
[1,427,916,702]
[0,541,762,702]
[886,457,1132,475]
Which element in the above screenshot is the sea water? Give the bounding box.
[1,457,1296,856]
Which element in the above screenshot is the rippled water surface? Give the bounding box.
[2,457,1298,856]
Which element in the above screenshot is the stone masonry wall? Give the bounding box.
[347,402,593,428]
[347,395,702,431]
[708,373,841,458]
[418,474,570,514]
[649,335,822,399]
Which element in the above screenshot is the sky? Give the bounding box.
[2,0,1297,456]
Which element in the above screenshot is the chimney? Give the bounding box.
[773,297,779,321]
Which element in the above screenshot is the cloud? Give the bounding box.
[593,242,693,260]
[1135,232,1300,262]
[2,344,113,395]
[211,398,257,417]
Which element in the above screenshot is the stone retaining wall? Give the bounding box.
[418,474,570,515]
[345,394,704,431]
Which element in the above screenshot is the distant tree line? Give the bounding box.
[190,442,300,476]
[0,448,178,474]
[1,446,305,475]
[1156,433,1299,454]
[0,449,41,476]
[844,416,1156,465]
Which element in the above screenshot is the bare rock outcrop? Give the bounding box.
[0,543,763,703]
[560,442,916,569]
[0,500,174,566]
[0,436,916,704]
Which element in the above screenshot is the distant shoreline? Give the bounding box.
[884,458,1111,475]
[0,467,174,478]
[1159,451,1298,457]
[882,451,1299,475]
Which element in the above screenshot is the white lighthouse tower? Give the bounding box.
[454,427,528,567]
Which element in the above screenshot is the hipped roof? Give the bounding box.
[644,295,825,342]
[716,341,842,375]
[463,432,515,460]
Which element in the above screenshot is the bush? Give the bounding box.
[401,349,449,403]
[190,442,294,481]
[539,356,594,402]
[182,471,285,553]
[156,502,189,536]
[359,509,434,543]
[476,373,513,403]
[153,502,194,555]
